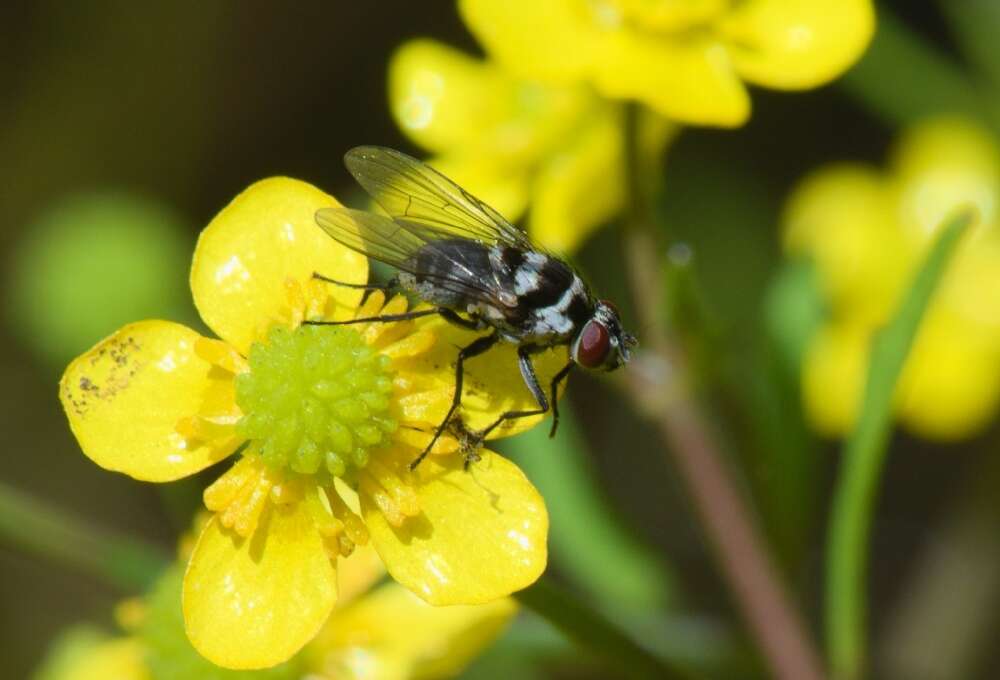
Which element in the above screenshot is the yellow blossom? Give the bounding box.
[34,549,516,680]
[59,177,552,668]
[390,39,675,253]
[458,0,875,127]
[33,627,149,680]
[784,116,1000,440]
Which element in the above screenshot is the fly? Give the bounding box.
[308,146,636,469]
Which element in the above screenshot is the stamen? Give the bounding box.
[367,459,420,518]
[175,414,235,443]
[325,487,369,546]
[220,466,274,537]
[379,329,437,359]
[284,278,306,327]
[194,337,246,374]
[204,457,258,511]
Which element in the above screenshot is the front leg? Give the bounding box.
[408,331,500,470]
[548,361,575,438]
[477,344,551,440]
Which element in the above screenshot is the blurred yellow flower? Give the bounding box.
[35,549,516,680]
[785,116,1000,440]
[59,178,552,669]
[390,39,675,253]
[33,627,149,680]
[458,0,875,127]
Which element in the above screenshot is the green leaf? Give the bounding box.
[824,209,974,680]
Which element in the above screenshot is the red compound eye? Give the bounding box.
[575,320,610,368]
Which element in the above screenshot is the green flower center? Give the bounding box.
[235,324,397,478]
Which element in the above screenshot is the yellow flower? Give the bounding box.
[390,39,675,253]
[785,116,1000,440]
[458,0,875,127]
[35,549,516,680]
[59,178,552,668]
[305,561,517,680]
[33,627,149,680]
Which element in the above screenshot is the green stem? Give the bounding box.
[840,8,997,129]
[515,576,693,680]
[824,211,973,680]
[622,102,827,680]
[0,481,168,591]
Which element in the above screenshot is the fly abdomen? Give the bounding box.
[488,246,593,341]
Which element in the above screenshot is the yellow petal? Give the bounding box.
[336,544,386,605]
[531,106,674,253]
[782,163,909,323]
[530,108,624,253]
[616,0,729,31]
[941,233,1000,336]
[65,639,149,680]
[458,0,598,82]
[389,40,515,154]
[801,321,869,436]
[898,310,1000,441]
[363,449,547,605]
[190,177,367,354]
[594,31,749,127]
[890,116,1000,244]
[392,316,570,438]
[719,0,875,89]
[183,499,337,669]
[60,321,235,482]
[308,583,516,680]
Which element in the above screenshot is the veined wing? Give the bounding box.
[343,146,532,249]
[315,206,509,305]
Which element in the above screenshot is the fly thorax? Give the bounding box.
[234,324,397,481]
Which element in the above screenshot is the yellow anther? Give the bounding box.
[175,414,235,444]
[269,479,303,505]
[221,469,272,537]
[393,427,458,455]
[368,485,406,528]
[304,277,329,320]
[325,487,369,546]
[368,459,420,518]
[194,337,247,374]
[380,329,437,359]
[203,457,257,511]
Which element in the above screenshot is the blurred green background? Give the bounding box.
[2,2,998,678]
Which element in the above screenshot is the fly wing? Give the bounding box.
[315,206,423,269]
[315,206,509,305]
[343,146,533,249]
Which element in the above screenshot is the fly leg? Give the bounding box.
[311,271,399,292]
[408,331,500,471]
[547,362,575,438]
[302,308,441,325]
[302,305,486,330]
[474,344,553,444]
[311,272,398,304]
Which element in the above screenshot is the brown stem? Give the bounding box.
[621,104,826,680]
